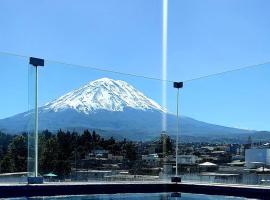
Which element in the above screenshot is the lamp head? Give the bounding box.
[29,57,44,67]
[173,82,183,89]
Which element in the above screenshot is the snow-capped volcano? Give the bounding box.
[43,78,164,114]
[0,77,255,141]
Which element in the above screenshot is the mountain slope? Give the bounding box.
[0,78,256,140]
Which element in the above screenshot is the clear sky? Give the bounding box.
[0,0,270,131]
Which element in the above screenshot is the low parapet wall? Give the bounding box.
[0,182,269,199]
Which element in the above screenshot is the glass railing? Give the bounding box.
[0,52,270,186]
[36,59,166,182]
[0,53,30,183]
[178,63,270,185]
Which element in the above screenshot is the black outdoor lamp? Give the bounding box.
[28,57,44,184]
[171,81,183,183]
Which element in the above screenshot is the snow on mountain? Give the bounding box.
[42,77,165,114]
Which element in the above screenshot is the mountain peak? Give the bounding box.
[90,77,116,85]
[43,77,165,114]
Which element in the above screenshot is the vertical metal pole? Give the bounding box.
[176,88,179,176]
[172,82,183,182]
[34,66,38,177]
[28,57,44,184]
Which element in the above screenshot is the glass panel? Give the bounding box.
[0,53,30,184]
[179,63,270,185]
[27,63,37,178]
[38,60,168,182]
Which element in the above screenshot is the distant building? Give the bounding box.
[108,154,123,161]
[231,154,244,161]
[72,170,112,181]
[227,144,240,155]
[245,148,270,168]
[148,143,161,154]
[94,149,109,157]
[177,155,198,165]
[142,153,160,167]
[142,153,159,161]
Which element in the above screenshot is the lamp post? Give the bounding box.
[171,81,183,183]
[28,57,44,184]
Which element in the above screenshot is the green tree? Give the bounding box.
[39,134,58,174]
[124,142,138,161]
[8,135,27,172]
[1,154,15,173]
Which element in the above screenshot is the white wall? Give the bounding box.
[245,149,270,168]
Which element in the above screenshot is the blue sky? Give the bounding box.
[0,0,270,131]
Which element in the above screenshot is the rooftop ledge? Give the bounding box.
[0,181,270,199]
